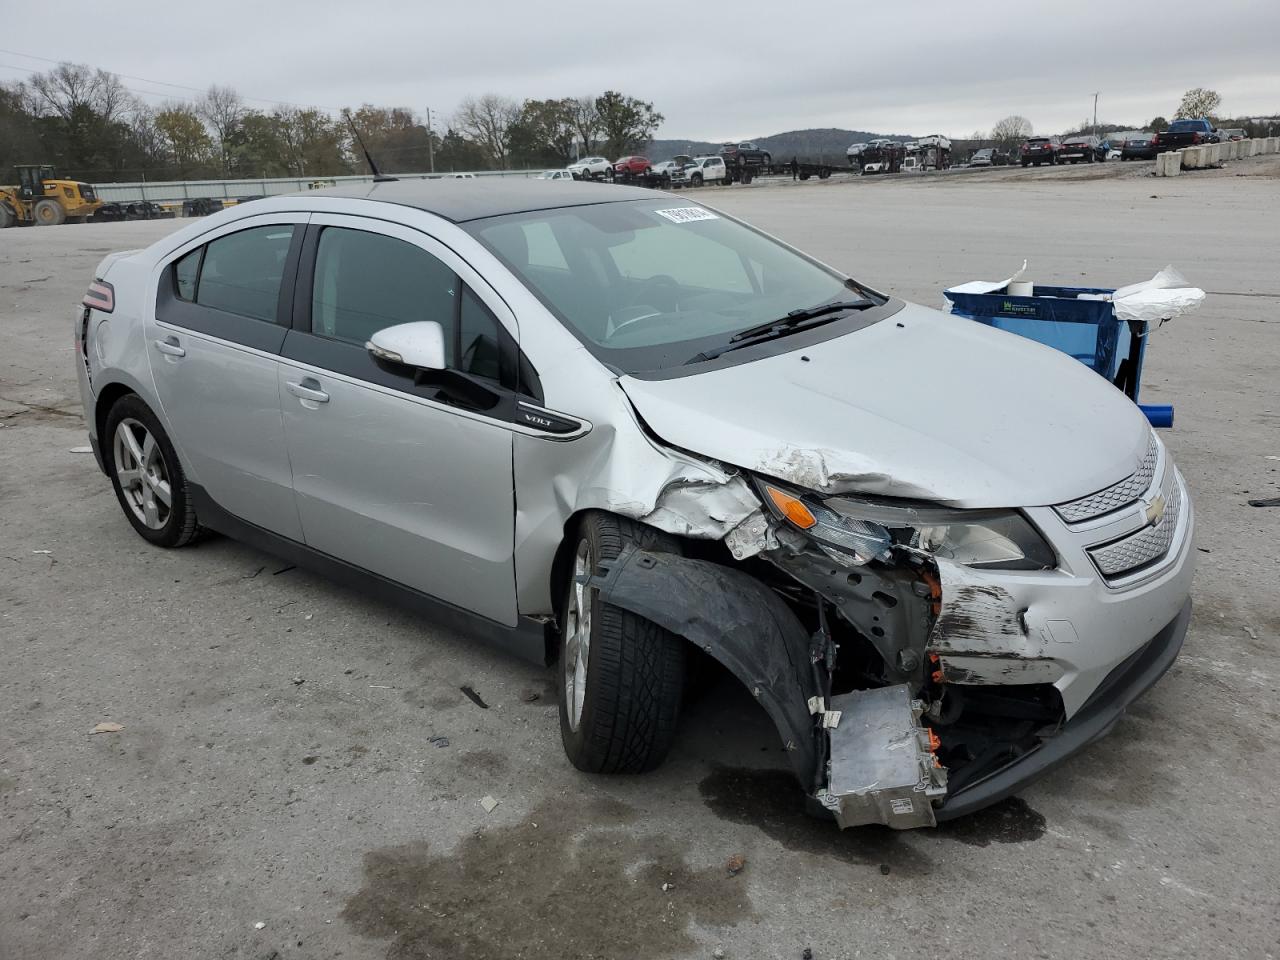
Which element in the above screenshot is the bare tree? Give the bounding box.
[26,63,134,123]
[991,115,1033,151]
[197,85,246,174]
[454,94,520,169]
[1174,88,1222,120]
[570,95,601,155]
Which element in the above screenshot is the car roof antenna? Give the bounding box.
[344,111,398,183]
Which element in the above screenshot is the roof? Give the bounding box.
[312,177,658,223]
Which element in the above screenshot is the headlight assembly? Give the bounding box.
[756,479,1056,571]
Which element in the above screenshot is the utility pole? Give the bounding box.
[1092,92,1100,135]
[426,107,435,173]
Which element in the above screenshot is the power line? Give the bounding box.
[0,47,343,114]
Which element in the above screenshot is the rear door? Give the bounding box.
[277,215,522,625]
[147,214,308,540]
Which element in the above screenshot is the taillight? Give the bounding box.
[1191,132,1202,143]
[1151,134,1159,146]
[83,279,115,313]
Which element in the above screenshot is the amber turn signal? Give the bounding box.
[764,485,817,529]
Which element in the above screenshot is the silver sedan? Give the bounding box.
[75,180,1193,828]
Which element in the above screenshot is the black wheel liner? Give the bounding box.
[586,544,820,782]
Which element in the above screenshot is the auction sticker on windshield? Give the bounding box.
[654,207,719,224]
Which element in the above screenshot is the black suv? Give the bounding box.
[1019,137,1060,167]
[719,142,772,167]
[1059,135,1106,163]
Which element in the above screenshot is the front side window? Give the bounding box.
[196,225,294,322]
[469,199,873,372]
[310,226,501,379]
[312,227,456,346]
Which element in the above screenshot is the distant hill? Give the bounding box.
[646,127,916,163]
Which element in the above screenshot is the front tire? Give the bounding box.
[105,395,199,548]
[33,199,66,226]
[558,512,685,774]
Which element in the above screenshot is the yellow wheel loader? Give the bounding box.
[0,165,103,227]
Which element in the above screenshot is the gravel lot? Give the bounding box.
[3,159,1278,960]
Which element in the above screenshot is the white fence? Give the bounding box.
[94,169,553,203]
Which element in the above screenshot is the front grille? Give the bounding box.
[1054,435,1159,524]
[1087,477,1182,580]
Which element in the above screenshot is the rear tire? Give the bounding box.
[104,395,199,548]
[558,512,685,774]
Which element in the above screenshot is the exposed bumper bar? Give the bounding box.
[933,598,1192,821]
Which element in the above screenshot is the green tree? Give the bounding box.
[347,104,435,173]
[508,98,578,166]
[1148,116,1169,132]
[436,126,487,172]
[154,104,214,178]
[274,107,347,176]
[595,91,663,158]
[1174,88,1221,120]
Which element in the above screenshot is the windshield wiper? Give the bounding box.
[728,299,875,343]
[684,298,874,364]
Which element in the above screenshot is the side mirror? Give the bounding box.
[366,321,446,371]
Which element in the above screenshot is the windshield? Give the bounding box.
[1168,120,1206,132]
[466,198,875,371]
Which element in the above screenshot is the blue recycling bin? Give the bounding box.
[944,284,1170,426]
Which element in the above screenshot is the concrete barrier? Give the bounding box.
[1181,146,1204,169]
[1224,141,1239,160]
[1155,151,1182,176]
[1206,143,1222,164]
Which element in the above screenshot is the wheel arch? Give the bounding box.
[584,543,820,784]
[94,380,138,449]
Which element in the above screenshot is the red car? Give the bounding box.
[612,156,651,177]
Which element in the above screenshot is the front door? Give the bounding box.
[146,215,307,540]
[277,214,519,626]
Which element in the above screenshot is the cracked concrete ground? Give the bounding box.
[2,163,1278,960]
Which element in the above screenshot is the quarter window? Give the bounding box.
[174,248,200,301]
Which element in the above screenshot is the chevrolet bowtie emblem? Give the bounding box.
[1144,494,1167,525]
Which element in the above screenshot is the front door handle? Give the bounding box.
[153,336,185,358]
[286,378,330,404]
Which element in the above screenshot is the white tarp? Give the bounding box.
[1110,265,1206,325]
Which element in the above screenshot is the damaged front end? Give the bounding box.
[589,462,1189,830]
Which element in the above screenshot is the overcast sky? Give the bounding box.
[3,0,1277,140]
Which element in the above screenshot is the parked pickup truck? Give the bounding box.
[1152,119,1220,153]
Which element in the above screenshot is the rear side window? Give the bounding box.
[194,226,294,322]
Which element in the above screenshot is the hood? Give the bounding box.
[619,302,1151,508]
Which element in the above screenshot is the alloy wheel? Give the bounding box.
[113,418,172,530]
[563,539,593,732]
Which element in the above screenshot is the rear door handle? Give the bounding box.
[286,378,330,404]
[153,336,185,357]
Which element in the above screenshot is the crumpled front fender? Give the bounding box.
[586,545,819,782]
